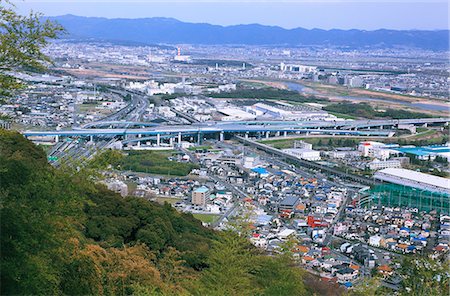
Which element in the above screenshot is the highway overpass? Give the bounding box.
[22,117,449,143]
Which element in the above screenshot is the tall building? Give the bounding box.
[192,186,210,206]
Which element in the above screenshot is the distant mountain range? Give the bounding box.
[48,15,449,50]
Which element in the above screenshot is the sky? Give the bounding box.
[12,0,449,30]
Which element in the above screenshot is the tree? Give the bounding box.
[398,256,449,296]
[0,0,63,99]
[256,256,306,296]
[197,232,258,296]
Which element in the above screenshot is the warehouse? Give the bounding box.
[374,168,450,195]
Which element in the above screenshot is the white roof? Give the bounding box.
[218,108,256,119]
[278,229,296,238]
[376,168,450,191]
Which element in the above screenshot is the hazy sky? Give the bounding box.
[12,0,449,30]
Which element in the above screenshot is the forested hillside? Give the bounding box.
[0,130,308,295]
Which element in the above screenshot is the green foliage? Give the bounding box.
[0,130,84,294]
[262,136,359,150]
[116,150,199,176]
[324,102,434,119]
[0,0,64,98]
[196,232,307,296]
[89,149,124,170]
[1,131,311,295]
[256,256,306,296]
[124,93,132,102]
[398,256,449,296]
[209,87,328,103]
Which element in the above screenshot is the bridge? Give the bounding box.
[22,117,449,145]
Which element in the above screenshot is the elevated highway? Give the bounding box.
[22,117,449,143]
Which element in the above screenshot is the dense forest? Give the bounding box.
[0,130,308,295]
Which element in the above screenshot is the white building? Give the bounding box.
[367,159,402,170]
[374,168,450,195]
[358,141,398,160]
[283,148,321,161]
[280,62,317,73]
[348,76,364,88]
[217,108,256,121]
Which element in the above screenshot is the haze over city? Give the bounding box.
[13,0,449,30]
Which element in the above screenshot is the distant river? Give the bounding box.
[284,82,450,113]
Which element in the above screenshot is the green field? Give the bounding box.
[188,145,212,151]
[209,87,328,104]
[260,136,364,149]
[328,111,358,120]
[119,150,199,176]
[193,213,220,224]
[155,196,181,204]
[78,103,98,112]
[323,102,434,119]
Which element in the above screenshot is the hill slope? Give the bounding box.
[0,130,310,295]
[47,15,449,50]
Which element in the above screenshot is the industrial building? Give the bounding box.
[374,168,450,195]
[367,159,402,170]
[393,144,450,161]
[280,62,317,73]
[282,148,321,161]
[365,168,449,213]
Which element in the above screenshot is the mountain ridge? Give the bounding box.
[47,15,449,50]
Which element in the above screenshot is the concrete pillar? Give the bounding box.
[178,132,182,143]
[169,137,174,146]
[138,134,142,138]
[422,123,428,127]
[137,141,140,147]
[197,132,201,145]
[275,131,280,137]
[219,132,224,142]
[245,132,249,139]
[265,131,270,139]
[283,131,287,137]
[89,135,93,142]
[157,133,161,146]
[55,135,59,143]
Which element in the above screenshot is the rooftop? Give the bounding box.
[194,186,209,193]
[375,168,450,192]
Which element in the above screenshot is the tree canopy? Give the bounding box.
[0,130,308,295]
[0,0,63,99]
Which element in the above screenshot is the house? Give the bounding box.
[335,267,358,282]
[378,265,393,277]
[278,228,296,240]
[369,235,384,247]
[279,196,300,211]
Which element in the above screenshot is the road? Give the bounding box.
[215,139,356,246]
